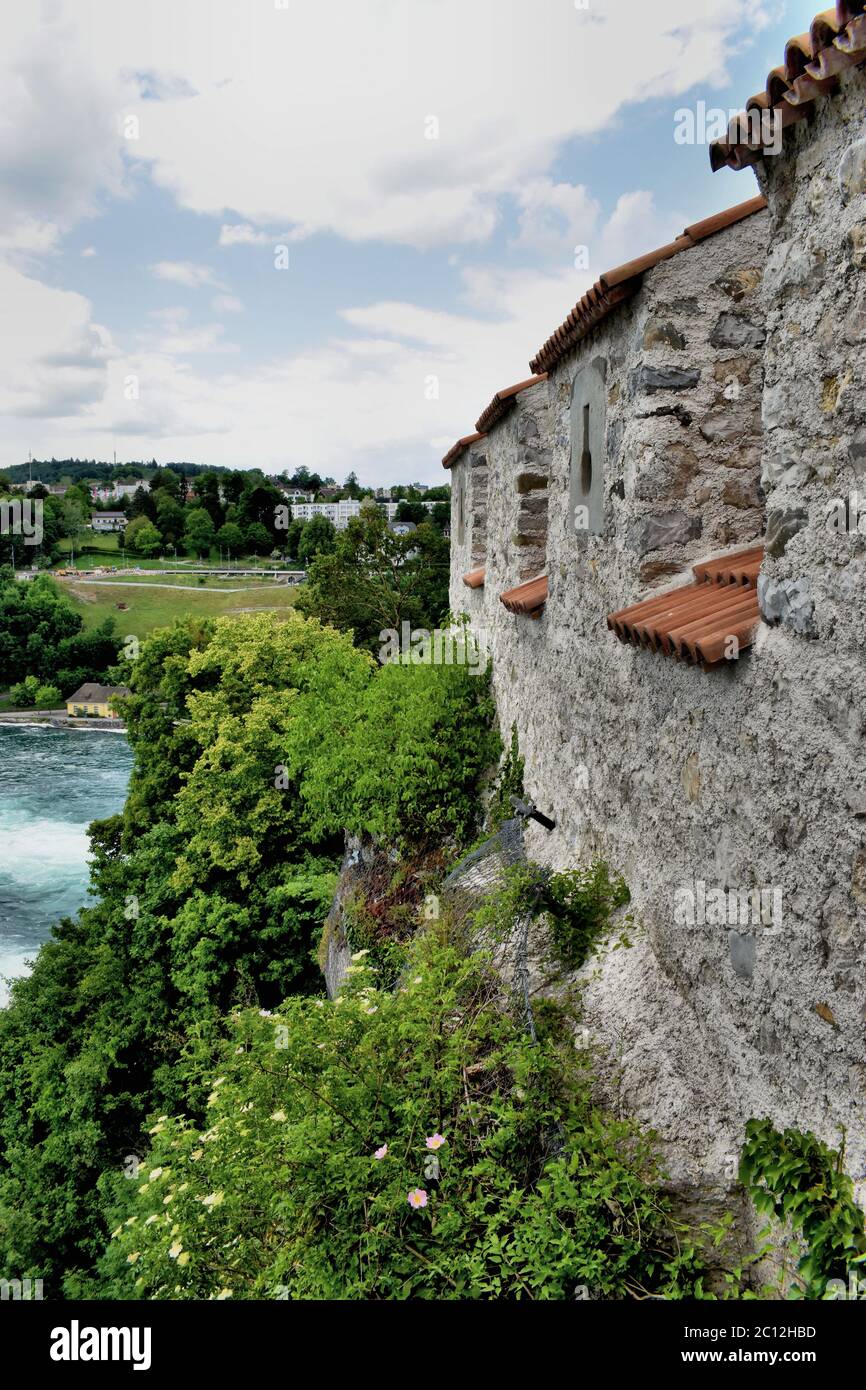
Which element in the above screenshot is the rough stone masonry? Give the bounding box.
[446,63,866,1233]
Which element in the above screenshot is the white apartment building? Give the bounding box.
[91,481,150,503]
[91,511,128,532]
[291,500,364,529]
[291,498,441,530]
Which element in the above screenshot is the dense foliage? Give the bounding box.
[0,572,121,693]
[472,860,631,972]
[0,610,497,1293]
[295,510,451,653]
[97,933,704,1301]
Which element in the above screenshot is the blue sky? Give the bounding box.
[0,0,819,487]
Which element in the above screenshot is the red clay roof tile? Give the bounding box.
[607,545,764,668]
[711,4,866,171]
[608,582,760,667]
[462,567,486,589]
[529,197,767,374]
[692,545,765,587]
[500,574,548,618]
[441,431,486,470]
[475,376,547,435]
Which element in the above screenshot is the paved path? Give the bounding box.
[61,579,284,594]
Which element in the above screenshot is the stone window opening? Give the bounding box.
[570,360,606,538]
[580,403,593,496]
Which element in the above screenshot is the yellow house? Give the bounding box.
[66,683,131,718]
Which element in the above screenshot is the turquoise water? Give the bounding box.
[0,725,133,1005]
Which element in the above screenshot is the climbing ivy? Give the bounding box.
[487,722,525,832]
[739,1118,866,1298]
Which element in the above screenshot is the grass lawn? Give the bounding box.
[54,536,184,571]
[59,577,299,641]
[54,536,293,573]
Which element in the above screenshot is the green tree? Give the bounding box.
[184,508,215,559]
[125,516,162,557]
[296,511,449,653]
[9,675,39,706]
[149,468,182,503]
[96,933,703,1302]
[285,518,305,561]
[297,514,336,567]
[217,522,245,557]
[194,472,225,529]
[33,682,61,709]
[0,574,120,688]
[129,485,158,522]
[396,500,427,524]
[244,521,272,556]
[155,494,186,549]
[60,498,86,545]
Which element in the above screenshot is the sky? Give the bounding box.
[0,0,819,487]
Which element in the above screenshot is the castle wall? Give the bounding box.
[449,190,866,1209]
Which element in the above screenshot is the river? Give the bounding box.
[0,725,134,1005]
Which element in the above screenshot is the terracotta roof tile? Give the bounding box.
[607,545,764,668]
[691,544,765,587]
[529,197,767,374]
[462,567,486,589]
[500,574,548,618]
[442,431,486,470]
[710,4,866,171]
[475,376,547,435]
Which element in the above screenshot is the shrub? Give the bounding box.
[98,931,704,1301]
[472,860,630,972]
[33,683,61,709]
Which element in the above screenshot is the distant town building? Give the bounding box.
[291,500,363,530]
[291,498,439,529]
[91,511,128,532]
[65,683,131,718]
[90,481,149,503]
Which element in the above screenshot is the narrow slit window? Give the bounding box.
[570,361,606,538]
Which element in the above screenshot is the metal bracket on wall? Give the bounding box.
[509,795,556,831]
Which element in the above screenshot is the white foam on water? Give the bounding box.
[0,813,92,883]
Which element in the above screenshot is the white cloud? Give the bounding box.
[148,305,189,327]
[0,263,111,421]
[154,325,237,357]
[211,293,243,314]
[150,260,221,289]
[3,0,771,252]
[81,246,98,258]
[0,15,130,254]
[0,1,772,477]
[512,180,601,260]
[218,224,271,248]
[0,186,706,481]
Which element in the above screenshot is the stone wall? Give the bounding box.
[449,184,866,1220]
[449,378,551,603]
